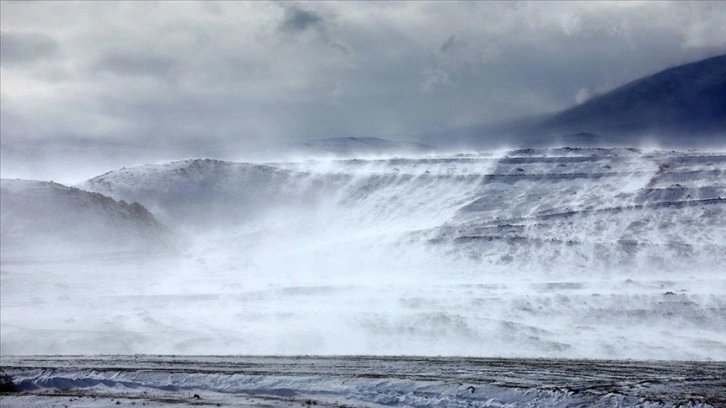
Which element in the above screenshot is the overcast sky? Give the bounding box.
[2,1,726,179]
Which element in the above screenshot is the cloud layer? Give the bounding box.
[1,1,725,179]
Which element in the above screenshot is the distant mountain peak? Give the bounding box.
[534,54,726,143]
[428,55,726,148]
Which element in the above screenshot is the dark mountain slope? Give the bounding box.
[531,54,726,144]
[425,55,726,148]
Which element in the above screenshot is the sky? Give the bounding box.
[2,1,726,180]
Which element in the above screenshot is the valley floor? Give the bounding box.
[1,355,724,407]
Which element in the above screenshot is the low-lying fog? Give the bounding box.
[1,147,725,359]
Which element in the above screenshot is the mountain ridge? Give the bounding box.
[0,178,171,256]
[423,54,726,148]
[532,53,726,142]
[81,159,308,228]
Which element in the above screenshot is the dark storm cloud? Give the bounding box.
[280,6,323,33]
[440,35,466,53]
[277,4,347,53]
[0,31,59,65]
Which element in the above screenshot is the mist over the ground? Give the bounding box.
[2,148,725,358]
[2,2,726,182]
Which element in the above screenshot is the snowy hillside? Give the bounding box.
[81,159,314,228]
[429,148,726,271]
[83,148,726,272]
[0,179,170,256]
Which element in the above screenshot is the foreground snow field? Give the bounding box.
[1,148,725,359]
[1,355,724,407]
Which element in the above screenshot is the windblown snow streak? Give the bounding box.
[1,148,725,358]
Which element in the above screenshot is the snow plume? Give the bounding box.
[1,148,725,359]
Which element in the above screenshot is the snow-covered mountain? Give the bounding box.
[81,149,726,272]
[81,159,315,228]
[0,179,170,256]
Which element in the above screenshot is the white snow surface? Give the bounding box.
[1,148,725,358]
[1,355,724,407]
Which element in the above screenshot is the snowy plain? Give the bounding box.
[1,355,725,407]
